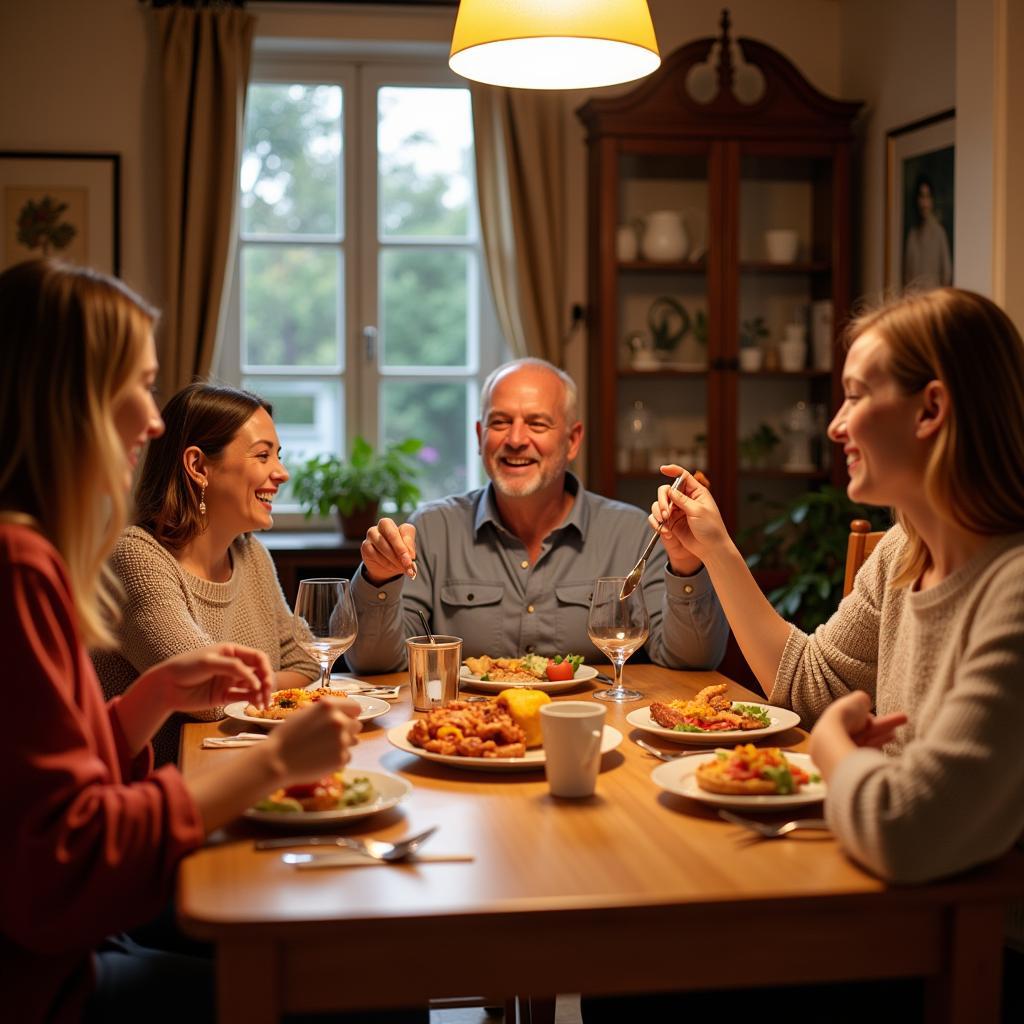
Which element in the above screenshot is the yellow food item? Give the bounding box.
[496,688,551,748]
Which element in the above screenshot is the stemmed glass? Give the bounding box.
[293,578,358,690]
[587,576,650,702]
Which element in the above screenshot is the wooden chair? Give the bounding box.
[843,519,885,597]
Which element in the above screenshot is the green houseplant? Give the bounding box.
[291,436,424,539]
[742,485,891,631]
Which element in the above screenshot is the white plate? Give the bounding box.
[459,663,598,694]
[223,693,391,729]
[386,721,622,773]
[626,702,801,745]
[243,768,410,825]
[650,751,826,810]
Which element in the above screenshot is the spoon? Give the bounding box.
[618,472,686,600]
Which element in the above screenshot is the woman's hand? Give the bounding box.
[362,517,417,585]
[265,696,363,786]
[809,690,908,778]
[139,643,273,715]
[649,465,731,568]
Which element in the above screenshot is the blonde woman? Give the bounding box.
[94,382,319,765]
[587,290,1024,1019]
[0,261,362,1023]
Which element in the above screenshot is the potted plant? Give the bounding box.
[739,316,769,371]
[291,436,424,539]
[742,485,891,630]
[738,422,781,469]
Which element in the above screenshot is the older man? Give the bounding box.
[345,358,728,674]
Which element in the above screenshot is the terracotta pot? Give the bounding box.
[337,501,379,540]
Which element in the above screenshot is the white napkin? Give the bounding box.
[203,732,268,748]
[329,676,402,699]
[293,851,475,870]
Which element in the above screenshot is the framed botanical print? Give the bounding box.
[0,151,120,274]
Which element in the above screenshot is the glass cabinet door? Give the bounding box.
[734,146,837,535]
[613,145,711,510]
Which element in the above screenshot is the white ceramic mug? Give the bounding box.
[540,701,607,798]
[764,228,799,263]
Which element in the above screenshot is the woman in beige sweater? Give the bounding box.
[653,288,1024,893]
[95,383,319,764]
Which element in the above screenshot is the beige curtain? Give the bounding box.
[471,84,568,365]
[155,3,255,392]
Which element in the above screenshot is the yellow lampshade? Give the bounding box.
[449,0,660,90]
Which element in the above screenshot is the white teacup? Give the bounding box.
[540,701,607,798]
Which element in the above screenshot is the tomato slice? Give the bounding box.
[546,660,575,681]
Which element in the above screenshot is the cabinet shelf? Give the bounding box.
[740,260,831,274]
[739,369,832,379]
[619,259,707,274]
[619,366,708,378]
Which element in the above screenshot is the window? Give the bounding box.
[219,53,506,521]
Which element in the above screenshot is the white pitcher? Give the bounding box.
[641,210,688,262]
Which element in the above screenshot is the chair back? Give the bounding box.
[843,519,885,597]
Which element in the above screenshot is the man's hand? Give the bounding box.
[139,643,274,715]
[361,517,417,586]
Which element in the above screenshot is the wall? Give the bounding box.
[837,0,956,303]
[0,0,162,305]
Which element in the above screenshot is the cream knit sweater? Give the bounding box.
[94,526,318,763]
[774,525,1024,910]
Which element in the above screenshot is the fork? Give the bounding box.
[255,825,438,861]
[634,737,698,761]
[717,809,829,837]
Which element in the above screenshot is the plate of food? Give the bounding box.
[626,684,800,745]
[387,691,621,772]
[224,687,390,728]
[650,745,825,810]
[243,768,411,825]
[460,653,597,693]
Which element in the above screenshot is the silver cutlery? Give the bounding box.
[634,737,703,761]
[256,825,438,862]
[718,809,829,838]
[619,472,686,600]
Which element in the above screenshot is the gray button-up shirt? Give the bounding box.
[346,475,728,674]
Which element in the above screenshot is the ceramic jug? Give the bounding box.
[641,210,688,262]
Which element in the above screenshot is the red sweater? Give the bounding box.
[0,524,204,1023]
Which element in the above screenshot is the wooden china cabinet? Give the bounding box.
[577,11,862,539]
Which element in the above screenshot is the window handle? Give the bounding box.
[362,325,378,362]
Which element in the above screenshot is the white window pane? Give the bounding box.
[380,379,470,502]
[379,248,471,367]
[242,83,342,237]
[378,86,473,239]
[242,245,343,369]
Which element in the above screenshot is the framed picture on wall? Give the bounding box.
[0,151,120,275]
[885,110,955,292]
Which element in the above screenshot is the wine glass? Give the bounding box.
[587,576,650,702]
[293,578,358,690]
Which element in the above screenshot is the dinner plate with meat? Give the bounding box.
[244,768,411,825]
[625,684,800,745]
[650,748,826,810]
[224,690,390,728]
[460,653,598,694]
[386,699,622,772]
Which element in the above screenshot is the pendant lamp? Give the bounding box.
[449,0,660,90]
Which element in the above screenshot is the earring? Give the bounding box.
[199,483,207,516]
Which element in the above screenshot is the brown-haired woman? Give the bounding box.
[94,382,319,765]
[0,261,361,1023]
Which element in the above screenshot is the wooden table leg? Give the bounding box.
[217,942,279,1024]
[925,905,1005,1024]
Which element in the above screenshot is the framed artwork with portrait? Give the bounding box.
[885,110,955,292]
[0,151,120,275]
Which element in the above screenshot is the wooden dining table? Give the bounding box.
[176,664,1023,1024]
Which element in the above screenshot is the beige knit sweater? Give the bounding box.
[774,525,1024,909]
[94,526,318,763]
